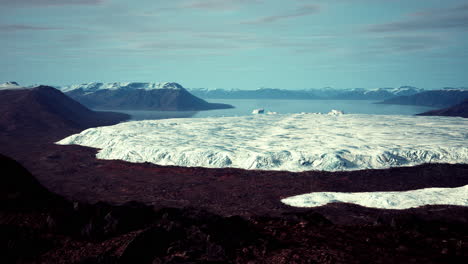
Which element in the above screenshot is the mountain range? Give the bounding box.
[188,86,424,100]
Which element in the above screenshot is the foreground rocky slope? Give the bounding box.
[62,82,233,111]
[1,154,467,264]
[418,99,468,118]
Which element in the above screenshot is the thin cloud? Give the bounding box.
[368,4,468,32]
[242,5,320,24]
[0,0,106,7]
[180,0,261,11]
[138,41,254,52]
[0,24,63,32]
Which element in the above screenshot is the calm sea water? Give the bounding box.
[104,99,437,121]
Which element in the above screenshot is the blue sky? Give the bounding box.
[1,0,467,89]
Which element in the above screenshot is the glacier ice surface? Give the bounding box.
[281,185,468,209]
[57,114,468,172]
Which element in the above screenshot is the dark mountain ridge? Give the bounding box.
[0,85,129,135]
[377,89,468,108]
[417,99,468,118]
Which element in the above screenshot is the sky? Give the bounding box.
[1,0,467,90]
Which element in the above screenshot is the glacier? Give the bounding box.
[281,185,468,209]
[57,114,468,172]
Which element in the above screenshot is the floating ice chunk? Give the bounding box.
[328,109,344,115]
[252,108,265,114]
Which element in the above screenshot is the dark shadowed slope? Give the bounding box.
[417,99,468,118]
[0,154,65,210]
[2,154,467,264]
[0,86,129,136]
[377,89,468,107]
[64,82,233,111]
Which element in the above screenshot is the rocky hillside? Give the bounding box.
[2,154,467,264]
[0,85,129,136]
[418,99,468,118]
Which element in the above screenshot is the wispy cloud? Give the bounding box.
[368,3,468,32]
[372,35,445,53]
[241,5,320,24]
[179,0,260,11]
[0,0,106,7]
[0,24,63,32]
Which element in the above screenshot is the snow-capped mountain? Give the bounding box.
[61,82,233,111]
[188,86,424,100]
[57,114,468,172]
[61,82,184,92]
[0,81,26,90]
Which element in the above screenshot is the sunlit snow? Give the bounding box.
[57,114,468,172]
[0,82,26,90]
[281,185,468,209]
[60,82,184,92]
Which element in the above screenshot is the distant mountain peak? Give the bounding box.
[0,81,25,90]
[61,82,185,92]
[61,82,233,111]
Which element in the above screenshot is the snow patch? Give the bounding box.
[281,185,468,209]
[57,114,468,172]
